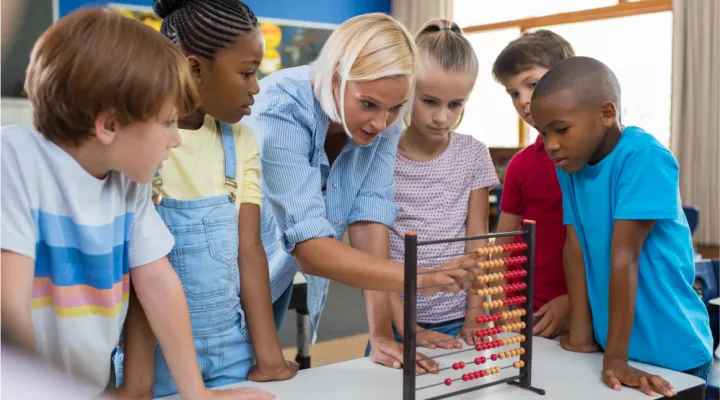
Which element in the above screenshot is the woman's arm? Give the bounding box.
[258,105,476,295]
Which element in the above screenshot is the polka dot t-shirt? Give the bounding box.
[391,132,500,323]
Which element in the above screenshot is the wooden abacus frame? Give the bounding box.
[402,220,545,400]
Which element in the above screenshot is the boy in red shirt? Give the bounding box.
[491,30,575,338]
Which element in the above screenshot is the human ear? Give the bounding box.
[600,101,618,128]
[94,110,118,145]
[187,55,203,85]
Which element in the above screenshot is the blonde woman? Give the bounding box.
[244,13,479,373]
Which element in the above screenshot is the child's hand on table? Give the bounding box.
[533,294,569,338]
[201,387,276,399]
[247,360,299,382]
[369,333,440,375]
[458,310,496,346]
[602,358,676,397]
[417,326,462,350]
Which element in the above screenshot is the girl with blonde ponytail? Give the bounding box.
[366,18,500,354]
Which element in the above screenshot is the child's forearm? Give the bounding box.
[117,285,155,397]
[1,250,37,354]
[604,256,637,361]
[563,226,595,342]
[239,244,285,367]
[130,260,207,399]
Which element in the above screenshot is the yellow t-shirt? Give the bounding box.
[157,114,262,209]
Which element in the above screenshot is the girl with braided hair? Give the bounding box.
[113,0,295,398]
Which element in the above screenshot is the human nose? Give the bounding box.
[369,112,388,133]
[433,109,449,125]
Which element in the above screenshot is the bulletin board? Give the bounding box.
[104,4,337,79]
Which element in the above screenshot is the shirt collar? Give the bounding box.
[533,133,546,152]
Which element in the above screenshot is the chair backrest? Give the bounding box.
[683,205,700,236]
[694,259,719,304]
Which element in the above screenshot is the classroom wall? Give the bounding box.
[58,0,391,24]
[2,0,391,127]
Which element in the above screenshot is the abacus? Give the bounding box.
[402,220,545,400]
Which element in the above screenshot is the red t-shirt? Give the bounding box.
[501,134,567,311]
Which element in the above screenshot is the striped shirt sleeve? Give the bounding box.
[347,127,400,227]
[256,103,336,253]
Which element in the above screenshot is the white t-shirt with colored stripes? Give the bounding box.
[1,125,174,390]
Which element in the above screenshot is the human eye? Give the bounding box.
[555,126,568,134]
[423,98,437,106]
[360,100,376,109]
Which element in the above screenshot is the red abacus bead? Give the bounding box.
[480,356,487,363]
[476,344,483,351]
[521,296,527,302]
[462,374,469,381]
[495,340,503,347]
[475,357,482,365]
[481,343,490,350]
[445,378,453,386]
[494,314,502,321]
[479,370,486,378]
[459,362,465,368]
[495,327,503,334]
[476,330,483,338]
[476,316,483,324]
[453,363,459,370]
[468,373,475,380]
[474,371,482,378]
[491,354,498,361]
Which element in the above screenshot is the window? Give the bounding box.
[455,28,522,148]
[454,0,617,29]
[536,11,673,146]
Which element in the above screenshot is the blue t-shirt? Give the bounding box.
[556,126,712,372]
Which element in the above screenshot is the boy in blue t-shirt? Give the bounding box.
[530,56,713,396]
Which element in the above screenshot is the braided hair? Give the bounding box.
[153,0,258,60]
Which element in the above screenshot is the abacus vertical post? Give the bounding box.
[511,219,545,395]
[403,233,418,400]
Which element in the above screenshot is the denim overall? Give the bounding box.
[114,121,253,398]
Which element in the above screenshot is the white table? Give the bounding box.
[158,336,705,400]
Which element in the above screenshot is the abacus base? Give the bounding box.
[507,380,546,395]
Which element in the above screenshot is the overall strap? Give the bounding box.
[218,121,238,202]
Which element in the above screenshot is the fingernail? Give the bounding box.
[393,361,400,368]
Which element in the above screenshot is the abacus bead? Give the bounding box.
[495,367,501,373]
[514,361,520,368]
[521,335,526,341]
[474,371,482,379]
[482,302,489,309]
[520,361,526,367]
[453,363,459,370]
[521,322,527,328]
[520,348,526,354]
[501,312,508,319]
[491,354,498,361]
[476,316,483,324]
[462,374,469,381]
[479,370,486,378]
[445,378,453,386]
[494,313,502,321]
[480,356,487,363]
[459,361,465,368]
[499,353,505,360]
[476,344,483,351]
[476,330,483,338]
[502,339,509,346]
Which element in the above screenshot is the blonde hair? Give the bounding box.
[412,19,478,128]
[312,13,417,134]
[25,8,199,145]
[416,19,478,80]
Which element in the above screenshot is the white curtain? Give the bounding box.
[670,0,720,246]
[391,0,454,35]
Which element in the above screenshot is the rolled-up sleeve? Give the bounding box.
[256,103,336,253]
[347,127,400,227]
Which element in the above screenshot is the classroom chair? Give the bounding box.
[695,259,719,400]
[683,205,700,236]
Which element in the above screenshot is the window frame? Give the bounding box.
[460,0,672,147]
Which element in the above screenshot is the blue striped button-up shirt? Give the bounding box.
[243,65,401,340]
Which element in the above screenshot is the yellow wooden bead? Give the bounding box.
[501,312,508,319]
[513,361,520,368]
[521,309,527,316]
[502,339,509,346]
[521,335,526,341]
[482,302,490,310]
[499,353,505,360]
[520,348,526,355]
[493,246,501,253]
[520,322,527,329]
[500,326,507,332]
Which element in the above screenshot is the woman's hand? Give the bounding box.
[418,254,480,296]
